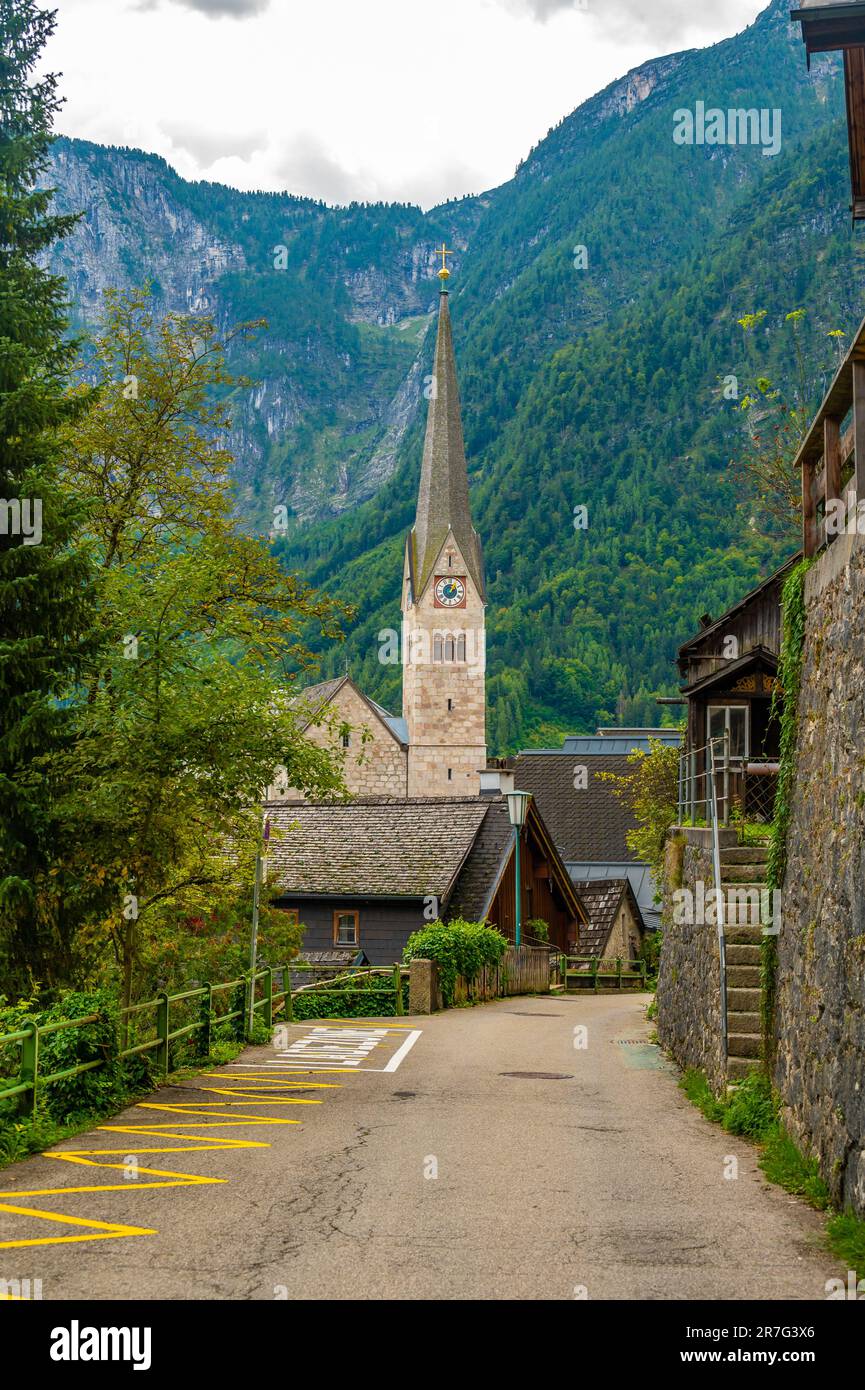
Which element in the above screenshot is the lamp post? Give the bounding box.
[248,814,271,1038]
[506,791,531,949]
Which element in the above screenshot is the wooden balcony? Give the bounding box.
[795,313,865,558]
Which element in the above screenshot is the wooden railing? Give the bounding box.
[799,357,865,559]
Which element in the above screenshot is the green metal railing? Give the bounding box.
[0,961,409,1118]
[564,956,649,993]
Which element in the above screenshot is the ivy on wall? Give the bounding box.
[762,557,812,1057]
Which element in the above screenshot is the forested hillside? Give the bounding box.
[46,0,865,749]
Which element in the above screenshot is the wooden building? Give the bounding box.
[572,879,646,962]
[265,794,586,964]
[795,308,865,558]
[677,558,798,822]
[792,1,865,218]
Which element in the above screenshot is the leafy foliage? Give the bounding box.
[403,919,508,1007]
[763,558,812,1056]
[0,0,98,991]
[599,738,681,880]
[291,972,408,1020]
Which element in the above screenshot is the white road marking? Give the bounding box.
[382,1029,422,1072]
[226,1024,422,1073]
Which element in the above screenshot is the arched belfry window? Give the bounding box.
[433,634,443,663]
[456,634,466,662]
[444,636,455,662]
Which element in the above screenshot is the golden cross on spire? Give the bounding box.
[435,242,454,281]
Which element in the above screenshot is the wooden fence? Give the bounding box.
[451,946,551,1005]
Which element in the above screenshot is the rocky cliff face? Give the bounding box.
[42,138,476,526]
[46,141,246,320]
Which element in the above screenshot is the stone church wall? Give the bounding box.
[403,538,486,798]
[269,681,407,802]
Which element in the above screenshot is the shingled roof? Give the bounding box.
[572,878,642,957]
[408,289,484,601]
[266,798,489,900]
[513,753,638,862]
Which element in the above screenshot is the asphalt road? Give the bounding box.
[0,994,843,1300]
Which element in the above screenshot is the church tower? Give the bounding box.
[402,248,486,798]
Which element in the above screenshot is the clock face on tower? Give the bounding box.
[434,575,467,608]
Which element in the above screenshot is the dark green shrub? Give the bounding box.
[403,919,507,1006]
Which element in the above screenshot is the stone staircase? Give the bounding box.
[719,841,769,1082]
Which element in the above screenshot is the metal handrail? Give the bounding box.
[707,739,729,1065]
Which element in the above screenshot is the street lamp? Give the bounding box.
[506,791,531,949]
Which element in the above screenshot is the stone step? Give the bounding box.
[727,1010,761,1034]
[727,964,761,988]
[722,895,770,927]
[726,943,761,966]
[727,1056,762,1082]
[720,846,770,865]
[721,865,769,884]
[727,986,762,1011]
[726,925,764,945]
[728,1032,762,1059]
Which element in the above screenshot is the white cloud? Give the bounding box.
[160,120,267,166]
[138,0,271,17]
[48,0,767,209]
[500,0,759,45]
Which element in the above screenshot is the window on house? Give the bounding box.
[333,910,359,946]
[708,705,749,759]
[282,909,299,926]
[342,731,351,749]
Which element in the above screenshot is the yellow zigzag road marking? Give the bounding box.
[0,1076,322,1252]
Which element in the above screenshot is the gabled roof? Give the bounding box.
[409,289,485,601]
[447,798,586,926]
[572,878,643,957]
[292,674,407,748]
[513,752,639,862]
[677,556,799,660]
[266,794,585,927]
[266,798,489,900]
[679,644,779,698]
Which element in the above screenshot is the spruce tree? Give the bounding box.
[0,0,95,990]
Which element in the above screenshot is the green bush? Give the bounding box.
[403,919,507,1007]
[292,973,408,1020]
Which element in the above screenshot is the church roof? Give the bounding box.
[409,290,485,601]
[291,675,407,748]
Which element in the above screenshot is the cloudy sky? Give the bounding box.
[48,0,765,208]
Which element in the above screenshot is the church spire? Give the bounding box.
[409,264,485,602]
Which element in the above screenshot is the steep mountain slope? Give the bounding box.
[46,0,865,748]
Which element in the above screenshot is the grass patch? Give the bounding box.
[679,1066,865,1279]
[681,1067,725,1125]
[760,1128,830,1210]
[826,1213,865,1282]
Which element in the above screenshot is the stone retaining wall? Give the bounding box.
[656,826,732,1094]
[773,532,865,1217]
